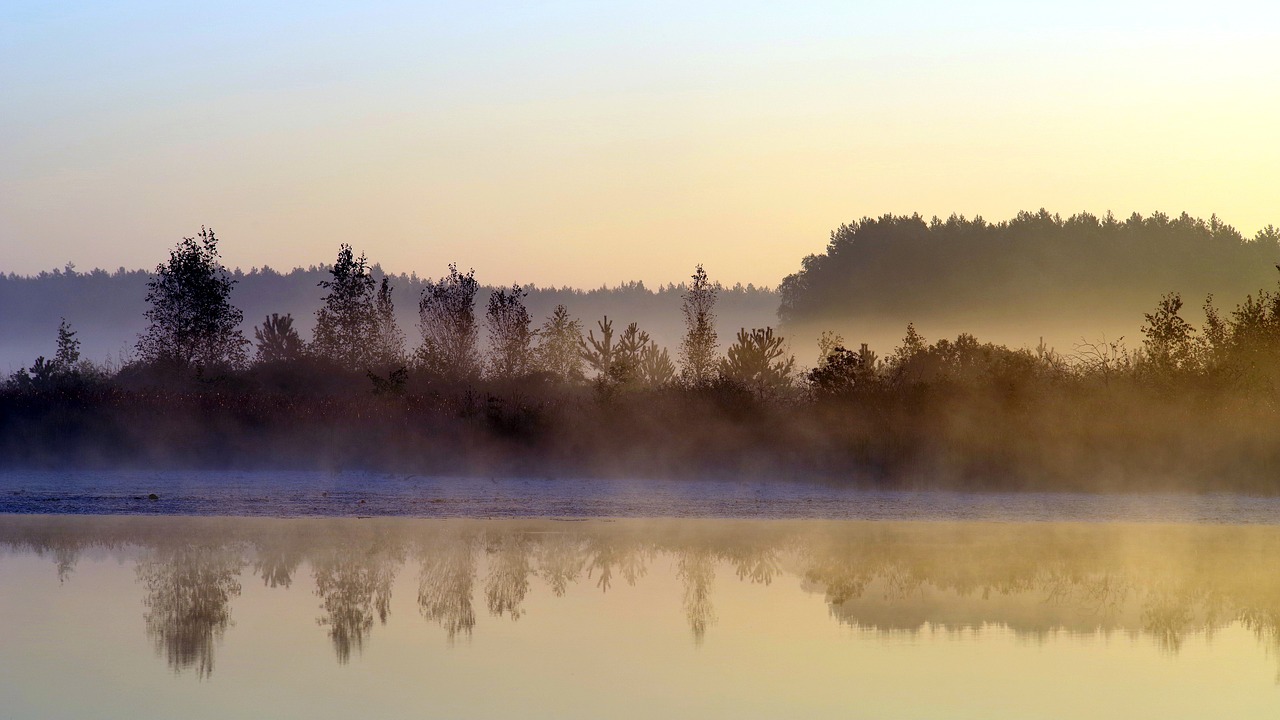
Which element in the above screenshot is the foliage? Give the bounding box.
[370,277,407,369]
[610,322,651,385]
[536,305,584,382]
[313,244,378,370]
[578,317,616,381]
[1140,293,1197,375]
[721,327,796,398]
[779,211,1279,324]
[807,344,878,395]
[679,264,719,386]
[254,313,305,364]
[638,341,677,387]
[136,228,248,371]
[417,264,480,379]
[485,284,535,378]
[54,318,81,369]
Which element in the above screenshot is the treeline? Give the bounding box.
[7,225,1280,490]
[779,210,1280,342]
[0,256,775,373]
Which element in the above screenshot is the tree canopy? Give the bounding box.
[136,228,247,370]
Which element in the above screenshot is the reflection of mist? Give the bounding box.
[137,545,245,679]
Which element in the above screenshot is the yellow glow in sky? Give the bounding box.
[2,2,1277,286]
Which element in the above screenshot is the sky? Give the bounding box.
[2,1,1278,288]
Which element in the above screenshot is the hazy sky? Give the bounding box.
[3,1,1277,287]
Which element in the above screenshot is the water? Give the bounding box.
[1,515,1278,718]
[4,470,1280,522]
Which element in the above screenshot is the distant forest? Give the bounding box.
[779,210,1280,351]
[5,210,1279,371]
[0,264,775,372]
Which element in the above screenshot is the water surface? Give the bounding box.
[1,516,1278,718]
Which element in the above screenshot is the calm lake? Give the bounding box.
[1,515,1277,719]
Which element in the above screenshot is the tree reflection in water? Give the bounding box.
[136,544,245,678]
[312,535,402,664]
[4,517,1280,677]
[417,531,478,642]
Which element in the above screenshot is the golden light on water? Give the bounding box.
[1,517,1277,718]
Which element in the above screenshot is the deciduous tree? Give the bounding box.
[136,228,248,370]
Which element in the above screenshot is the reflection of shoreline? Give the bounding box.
[2,517,1279,676]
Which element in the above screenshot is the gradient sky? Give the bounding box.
[2,1,1277,287]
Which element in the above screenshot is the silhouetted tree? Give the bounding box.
[313,244,377,369]
[485,284,535,378]
[721,327,796,398]
[1141,293,1197,374]
[136,228,248,370]
[417,263,480,379]
[679,264,719,386]
[9,318,85,389]
[253,313,305,364]
[54,318,80,371]
[370,277,407,368]
[815,330,844,369]
[535,304,585,382]
[578,316,616,381]
[638,341,677,387]
[807,344,879,395]
[610,322,650,385]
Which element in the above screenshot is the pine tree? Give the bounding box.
[535,304,585,382]
[721,327,796,398]
[254,313,305,364]
[578,316,616,381]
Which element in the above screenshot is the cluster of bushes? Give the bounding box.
[6,224,1280,490]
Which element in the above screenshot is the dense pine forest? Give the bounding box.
[5,211,1280,490]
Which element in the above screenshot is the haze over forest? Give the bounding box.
[3,209,1277,372]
